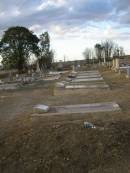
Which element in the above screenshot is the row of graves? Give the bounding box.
[54,70,109,95]
[33,69,121,117]
[0,65,67,91]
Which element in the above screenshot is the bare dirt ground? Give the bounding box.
[0,68,130,173]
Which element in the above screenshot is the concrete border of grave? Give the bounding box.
[65,84,109,89]
[72,77,103,83]
[32,102,120,116]
[76,75,102,79]
[78,71,99,73]
[69,81,107,85]
[0,83,21,91]
[54,86,109,96]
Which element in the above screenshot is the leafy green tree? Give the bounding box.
[0,26,39,72]
[38,32,54,70]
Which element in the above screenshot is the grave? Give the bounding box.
[69,81,107,85]
[65,84,109,89]
[0,83,20,91]
[72,77,103,83]
[78,70,99,73]
[54,70,109,95]
[76,75,102,79]
[33,102,120,116]
[54,85,109,95]
[77,73,100,76]
[49,71,68,75]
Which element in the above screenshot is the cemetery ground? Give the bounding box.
[0,68,130,173]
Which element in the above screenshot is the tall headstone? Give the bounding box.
[72,65,75,72]
[0,79,3,84]
[9,72,13,81]
[36,62,41,73]
[115,58,119,70]
[127,67,130,78]
[112,59,115,70]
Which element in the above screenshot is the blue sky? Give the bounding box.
[0,0,130,61]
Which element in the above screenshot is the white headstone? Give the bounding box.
[56,82,65,88]
[34,104,50,113]
[0,80,3,84]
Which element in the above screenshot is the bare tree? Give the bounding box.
[119,46,125,56]
[83,48,92,64]
[95,44,104,64]
[101,40,114,62]
[113,45,125,57]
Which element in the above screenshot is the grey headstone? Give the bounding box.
[127,67,130,78]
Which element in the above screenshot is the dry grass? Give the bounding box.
[0,68,130,173]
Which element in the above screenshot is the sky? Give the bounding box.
[0,0,130,61]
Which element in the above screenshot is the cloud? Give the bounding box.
[37,0,67,11]
[0,0,130,60]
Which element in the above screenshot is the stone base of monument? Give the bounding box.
[32,102,120,116]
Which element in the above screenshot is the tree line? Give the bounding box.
[83,40,125,64]
[0,26,54,73]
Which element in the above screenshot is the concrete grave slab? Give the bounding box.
[69,81,107,85]
[54,87,109,96]
[0,83,21,90]
[77,73,100,76]
[72,77,103,82]
[65,84,109,89]
[78,70,99,73]
[76,75,102,79]
[33,102,120,116]
[49,71,68,75]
